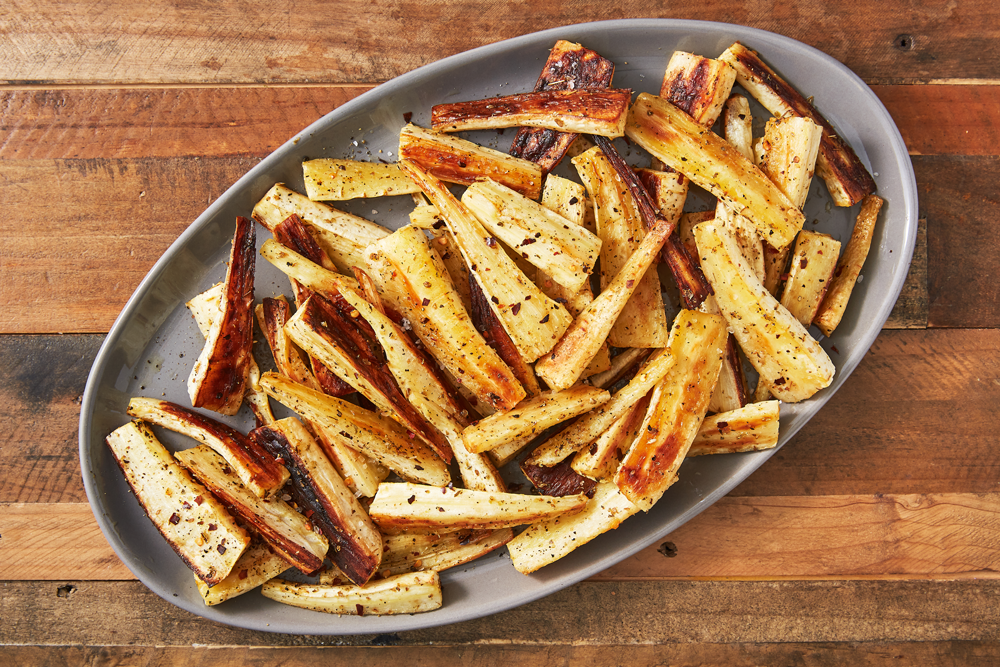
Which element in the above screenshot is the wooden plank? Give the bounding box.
[0,86,371,160]
[4,642,1000,666]
[873,85,1000,157]
[2,328,997,505]
[1,155,951,335]
[0,335,101,504]
[2,579,999,645]
[1,1,998,85]
[920,156,1000,328]
[735,328,1000,497]
[5,492,999,581]
[0,86,995,160]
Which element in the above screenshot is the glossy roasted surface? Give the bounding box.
[1,2,999,663]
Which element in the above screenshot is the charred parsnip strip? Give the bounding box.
[461,179,601,294]
[508,480,639,574]
[284,294,450,455]
[527,348,674,467]
[615,310,728,510]
[626,92,804,249]
[195,539,290,606]
[694,220,835,402]
[779,230,842,326]
[815,194,885,336]
[399,124,543,199]
[572,391,651,481]
[432,89,631,137]
[659,51,737,127]
[259,372,450,487]
[509,40,616,173]
[587,348,651,390]
[462,386,610,455]
[574,146,669,347]
[365,225,525,412]
[187,283,274,425]
[127,397,289,498]
[718,42,877,207]
[262,571,441,616]
[534,213,675,391]
[303,159,422,201]
[187,216,255,415]
[689,400,780,457]
[253,184,389,273]
[175,445,329,574]
[106,421,249,585]
[257,298,388,498]
[253,418,383,585]
[521,459,598,498]
[636,167,689,227]
[369,482,589,533]
[377,529,513,577]
[399,159,572,362]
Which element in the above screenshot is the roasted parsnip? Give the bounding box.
[694,220,835,403]
[399,159,572,362]
[432,89,632,137]
[364,225,526,412]
[187,216,255,415]
[659,50,737,127]
[252,418,383,585]
[259,372,451,487]
[779,230,842,326]
[461,178,601,294]
[368,482,589,533]
[571,391,652,481]
[105,421,249,585]
[399,123,543,199]
[195,539,290,606]
[625,92,805,249]
[376,529,514,577]
[262,571,442,616]
[815,194,885,336]
[461,386,611,455]
[718,41,877,207]
[688,400,781,457]
[507,480,639,574]
[176,444,330,574]
[303,159,421,201]
[127,397,289,498]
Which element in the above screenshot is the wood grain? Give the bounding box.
[1,1,997,85]
[5,492,999,581]
[920,156,1000,328]
[3,329,996,504]
[4,642,1000,666]
[2,579,999,645]
[1,86,995,160]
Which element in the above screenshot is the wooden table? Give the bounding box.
[2,1,999,664]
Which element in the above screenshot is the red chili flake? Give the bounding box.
[773,377,787,386]
[403,112,413,123]
[520,237,537,246]
[491,296,500,304]
[779,272,791,281]
[356,604,365,616]
[182,501,192,510]
[169,513,180,525]
[626,279,635,288]
[511,303,522,315]
[485,237,497,248]
[831,345,840,354]
[275,456,285,465]
[407,495,416,504]
[422,298,431,306]
[194,495,204,506]
[524,295,531,300]
[437,506,446,512]
[217,544,227,554]
[717,420,732,434]
[208,523,218,531]
[539,314,550,323]
[432,220,446,230]
[569,196,579,205]
[800,258,809,269]
[238,569,248,580]
[458,160,468,168]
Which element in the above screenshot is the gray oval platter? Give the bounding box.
[80,18,918,635]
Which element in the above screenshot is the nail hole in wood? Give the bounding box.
[893,34,914,51]
[658,541,678,558]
